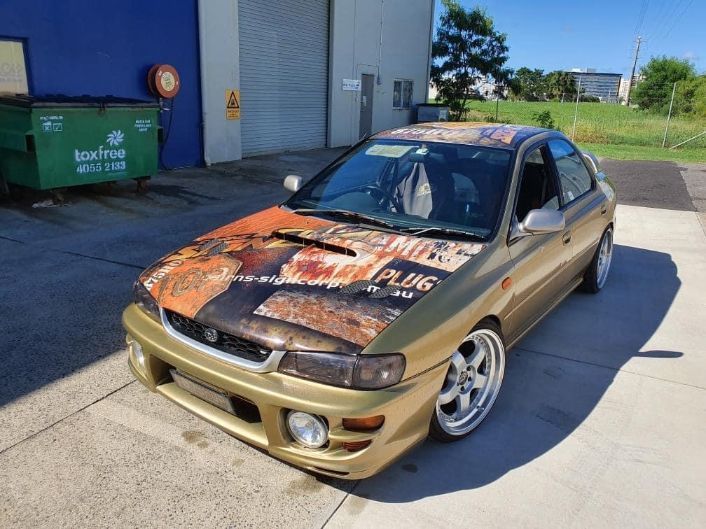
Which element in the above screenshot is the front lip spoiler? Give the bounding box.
[159,308,286,373]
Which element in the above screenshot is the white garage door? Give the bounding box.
[238,0,329,156]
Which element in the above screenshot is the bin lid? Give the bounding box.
[0,94,159,108]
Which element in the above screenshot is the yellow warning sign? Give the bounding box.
[225,89,240,120]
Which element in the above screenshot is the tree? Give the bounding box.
[545,70,576,102]
[509,67,546,101]
[674,75,706,118]
[431,0,511,120]
[532,110,554,129]
[632,56,696,113]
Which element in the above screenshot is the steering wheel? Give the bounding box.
[360,184,398,211]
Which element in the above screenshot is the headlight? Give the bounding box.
[133,280,160,320]
[278,351,405,389]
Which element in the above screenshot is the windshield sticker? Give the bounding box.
[375,123,529,147]
[365,144,415,158]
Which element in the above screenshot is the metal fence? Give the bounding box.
[461,81,706,154]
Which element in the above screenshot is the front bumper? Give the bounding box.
[122,304,446,479]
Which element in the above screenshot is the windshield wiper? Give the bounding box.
[292,208,403,232]
[400,225,485,241]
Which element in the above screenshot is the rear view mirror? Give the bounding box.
[519,209,565,235]
[283,175,302,193]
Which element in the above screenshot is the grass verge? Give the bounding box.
[458,100,705,162]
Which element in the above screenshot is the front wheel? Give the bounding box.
[430,320,506,442]
[581,227,614,293]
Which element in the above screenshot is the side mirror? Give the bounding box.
[514,209,565,237]
[283,175,302,193]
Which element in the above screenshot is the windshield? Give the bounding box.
[285,139,512,240]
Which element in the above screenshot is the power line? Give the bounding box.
[642,0,673,41]
[649,0,687,41]
[633,0,649,36]
[661,0,695,42]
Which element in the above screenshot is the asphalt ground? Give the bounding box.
[1,153,705,528]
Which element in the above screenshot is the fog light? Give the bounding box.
[127,335,145,371]
[286,411,328,449]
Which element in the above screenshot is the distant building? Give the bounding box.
[618,74,645,105]
[474,75,505,99]
[429,75,507,103]
[618,78,631,104]
[568,69,622,103]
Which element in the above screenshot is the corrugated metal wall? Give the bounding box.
[238,0,329,156]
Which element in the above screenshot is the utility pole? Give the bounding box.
[626,35,642,107]
[662,82,677,148]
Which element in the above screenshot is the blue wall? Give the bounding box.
[0,0,202,167]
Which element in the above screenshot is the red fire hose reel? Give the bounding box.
[147,64,180,99]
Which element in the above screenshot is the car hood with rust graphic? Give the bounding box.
[140,207,486,354]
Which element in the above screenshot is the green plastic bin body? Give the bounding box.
[0,96,159,190]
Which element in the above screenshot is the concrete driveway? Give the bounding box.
[1,155,705,528]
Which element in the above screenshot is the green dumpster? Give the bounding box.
[0,95,159,190]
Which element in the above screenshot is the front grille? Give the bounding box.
[165,310,272,363]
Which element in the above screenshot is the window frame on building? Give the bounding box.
[393,79,414,109]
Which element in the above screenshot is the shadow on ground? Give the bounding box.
[0,149,343,412]
[344,244,681,501]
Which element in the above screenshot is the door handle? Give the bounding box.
[601,203,608,215]
[562,231,572,245]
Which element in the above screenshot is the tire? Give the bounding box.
[580,227,614,294]
[429,319,506,442]
[0,174,8,196]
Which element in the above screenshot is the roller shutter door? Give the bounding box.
[238,0,329,156]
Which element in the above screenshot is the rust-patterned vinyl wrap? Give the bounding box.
[140,207,485,352]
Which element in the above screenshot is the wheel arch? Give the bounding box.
[475,314,503,336]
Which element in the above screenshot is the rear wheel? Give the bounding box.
[430,320,505,442]
[581,227,613,293]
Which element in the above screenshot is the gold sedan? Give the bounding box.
[123,123,616,478]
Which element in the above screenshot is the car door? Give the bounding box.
[506,144,574,342]
[547,139,607,279]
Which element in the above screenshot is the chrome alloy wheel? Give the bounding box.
[596,228,614,288]
[435,328,505,436]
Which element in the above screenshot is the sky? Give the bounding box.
[434,0,705,77]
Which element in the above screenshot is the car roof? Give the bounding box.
[372,122,550,150]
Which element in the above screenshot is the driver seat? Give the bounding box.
[394,155,454,219]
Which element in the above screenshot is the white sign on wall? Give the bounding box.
[0,40,28,95]
[342,78,361,91]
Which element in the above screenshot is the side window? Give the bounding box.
[515,146,560,222]
[548,140,593,204]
